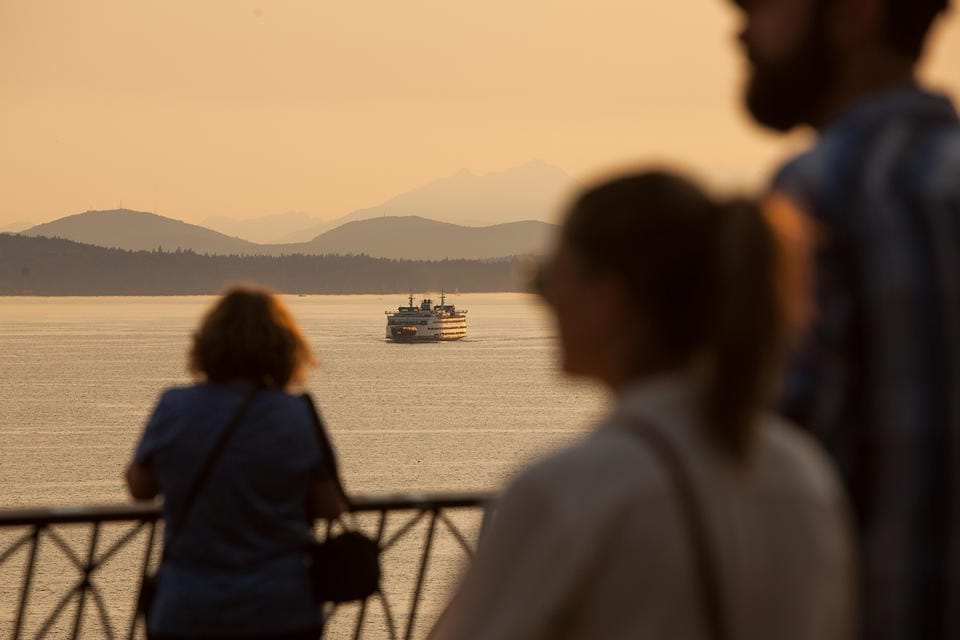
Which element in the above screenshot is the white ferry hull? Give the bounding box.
[387,332,465,342]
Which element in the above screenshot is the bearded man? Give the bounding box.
[731,0,959,637]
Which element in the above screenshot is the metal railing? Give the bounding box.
[0,492,494,640]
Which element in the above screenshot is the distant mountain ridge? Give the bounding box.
[270,216,556,260]
[19,160,571,257]
[277,159,575,242]
[22,209,557,260]
[23,209,258,255]
[123,160,574,245]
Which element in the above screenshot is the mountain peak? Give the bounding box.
[276,160,576,242]
[498,159,571,178]
[23,209,257,254]
[84,208,163,217]
[301,215,557,260]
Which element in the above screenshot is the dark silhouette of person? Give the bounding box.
[730,0,960,637]
[127,286,345,640]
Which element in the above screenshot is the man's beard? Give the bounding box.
[744,6,839,132]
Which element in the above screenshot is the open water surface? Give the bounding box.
[0,293,608,504]
[0,293,608,638]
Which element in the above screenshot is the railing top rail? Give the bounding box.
[0,503,160,527]
[0,491,496,527]
[350,491,495,512]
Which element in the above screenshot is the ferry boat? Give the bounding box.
[385,292,467,342]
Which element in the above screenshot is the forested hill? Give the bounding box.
[0,234,520,295]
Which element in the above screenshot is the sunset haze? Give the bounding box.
[3,0,959,227]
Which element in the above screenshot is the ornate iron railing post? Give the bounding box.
[127,519,157,640]
[12,526,42,640]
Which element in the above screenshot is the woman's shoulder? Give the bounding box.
[153,384,203,408]
[153,384,306,414]
[754,413,845,500]
[159,383,306,403]
[507,413,845,514]
[258,389,315,421]
[502,429,673,523]
[154,383,239,406]
[525,429,666,485]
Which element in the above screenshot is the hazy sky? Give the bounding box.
[3,1,959,227]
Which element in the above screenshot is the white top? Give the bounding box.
[431,375,855,640]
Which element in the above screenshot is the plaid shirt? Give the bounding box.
[774,86,960,640]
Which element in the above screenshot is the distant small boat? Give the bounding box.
[384,291,467,342]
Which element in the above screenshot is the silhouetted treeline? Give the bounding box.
[0,234,523,295]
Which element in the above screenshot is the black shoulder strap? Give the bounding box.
[632,425,728,640]
[166,387,260,546]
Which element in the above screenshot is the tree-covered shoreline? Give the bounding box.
[0,234,522,295]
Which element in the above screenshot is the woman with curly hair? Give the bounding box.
[127,285,345,640]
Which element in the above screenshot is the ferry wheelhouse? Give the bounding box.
[385,292,468,342]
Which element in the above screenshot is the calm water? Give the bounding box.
[0,294,610,637]
[0,293,608,507]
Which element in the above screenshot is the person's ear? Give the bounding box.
[830,0,883,48]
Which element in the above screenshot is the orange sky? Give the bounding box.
[2,1,959,227]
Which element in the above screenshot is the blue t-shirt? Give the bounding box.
[134,383,327,636]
